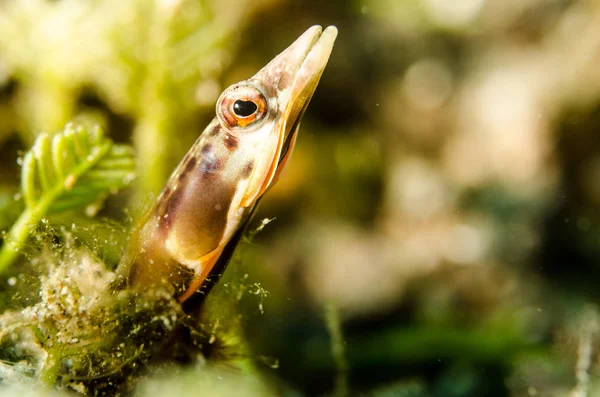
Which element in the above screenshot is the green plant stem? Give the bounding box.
[39,348,61,386]
[325,303,348,397]
[0,142,112,273]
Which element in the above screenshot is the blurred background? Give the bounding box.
[2,0,600,396]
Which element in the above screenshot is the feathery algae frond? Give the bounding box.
[0,124,135,273]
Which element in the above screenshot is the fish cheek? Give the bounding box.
[167,170,236,261]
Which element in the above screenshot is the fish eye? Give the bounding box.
[217,84,268,128]
[233,100,258,117]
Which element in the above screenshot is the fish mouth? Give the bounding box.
[247,25,337,198]
[277,25,338,164]
[281,25,338,145]
[279,108,303,164]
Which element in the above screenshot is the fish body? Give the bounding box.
[122,26,338,302]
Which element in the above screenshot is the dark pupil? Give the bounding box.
[233,100,258,117]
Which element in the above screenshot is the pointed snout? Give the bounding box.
[247,25,338,195]
[251,25,338,106]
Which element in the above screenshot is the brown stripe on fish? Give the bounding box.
[223,133,239,151]
[160,186,184,230]
[242,160,254,178]
[179,157,198,180]
[201,143,213,154]
[207,124,221,137]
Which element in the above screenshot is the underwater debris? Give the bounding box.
[0,247,189,394]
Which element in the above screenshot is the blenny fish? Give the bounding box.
[120,26,338,303]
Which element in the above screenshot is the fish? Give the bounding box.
[120,25,338,303]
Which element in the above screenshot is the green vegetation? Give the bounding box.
[0,124,134,273]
